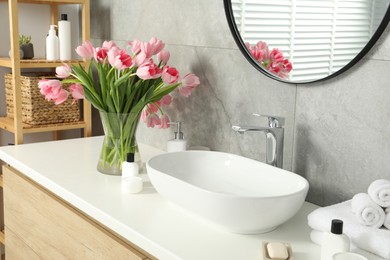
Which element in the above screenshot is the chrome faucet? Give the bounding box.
[232,114,285,168]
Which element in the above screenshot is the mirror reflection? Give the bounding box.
[230,0,390,82]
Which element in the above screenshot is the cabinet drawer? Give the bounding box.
[3,165,153,260]
[4,227,40,260]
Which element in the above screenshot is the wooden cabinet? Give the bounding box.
[2,165,156,259]
[0,0,92,144]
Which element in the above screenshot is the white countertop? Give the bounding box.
[0,136,321,260]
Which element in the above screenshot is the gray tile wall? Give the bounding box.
[91,0,390,206]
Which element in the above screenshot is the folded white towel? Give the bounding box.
[307,200,390,259]
[385,208,390,230]
[368,179,390,208]
[351,193,385,228]
[310,230,386,260]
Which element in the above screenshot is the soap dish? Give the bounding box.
[262,241,294,260]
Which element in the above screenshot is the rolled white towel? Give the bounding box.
[310,229,324,245]
[308,200,390,259]
[385,208,390,230]
[368,179,390,208]
[351,193,385,228]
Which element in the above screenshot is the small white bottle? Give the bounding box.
[46,25,59,61]
[121,153,143,194]
[58,14,71,61]
[122,153,139,178]
[321,219,350,260]
[167,122,187,152]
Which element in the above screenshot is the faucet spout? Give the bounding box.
[232,125,273,133]
[232,115,285,168]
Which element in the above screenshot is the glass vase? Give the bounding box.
[97,111,141,175]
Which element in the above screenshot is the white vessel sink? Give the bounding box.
[146,151,309,234]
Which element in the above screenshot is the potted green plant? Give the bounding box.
[19,34,34,59]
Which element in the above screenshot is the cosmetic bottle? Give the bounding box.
[122,153,139,178]
[122,176,143,194]
[167,122,187,152]
[46,25,59,61]
[58,14,71,60]
[321,219,350,260]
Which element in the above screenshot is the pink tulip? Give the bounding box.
[69,84,84,100]
[159,94,173,107]
[140,42,154,59]
[178,73,200,97]
[269,48,284,62]
[102,41,117,51]
[38,79,62,101]
[38,79,49,94]
[56,63,72,78]
[157,50,170,65]
[38,79,71,104]
[53,89,69,105]
[270,59,292,79]
[149,37,165,55]
[94,48,108,63]
[128,39,142,54]
[146,113,161,128]
[139,38,165,59]
[182,73,200,88]
[246,41,270,62]
[178,86,192,97]
[140,108,149,123]
[283,59,293,72]
[75,41,95,59]
[108,47,133,70]
[148,103,159,113]
[161,66,179,84]
[136,62,162,80]
[256,41,268,52]
[255,48,268,62]
[94,41,117,63]
[157,114,170,129]
[269,62,282,75]
[133,52,147,66]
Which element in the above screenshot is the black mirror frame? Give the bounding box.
[224,0,390,84]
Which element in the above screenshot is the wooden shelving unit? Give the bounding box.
[0,0,92,145]
[1,2,91,256]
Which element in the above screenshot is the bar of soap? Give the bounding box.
[266,242,289,259]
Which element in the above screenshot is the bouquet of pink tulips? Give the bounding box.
[38,37,200,175]
[245,41,292,79]
[38,37,200,128]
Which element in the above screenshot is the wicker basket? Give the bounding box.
[4,73,80,126]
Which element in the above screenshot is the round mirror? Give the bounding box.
[224,0,390,84]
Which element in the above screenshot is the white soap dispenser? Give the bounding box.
[167,122,187,152]
[46,25,59,61]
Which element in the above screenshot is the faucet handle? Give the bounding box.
[252,113,285,127]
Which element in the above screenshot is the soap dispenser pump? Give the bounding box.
[167,122,187,152]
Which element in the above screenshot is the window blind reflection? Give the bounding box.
[232,0,389,82]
